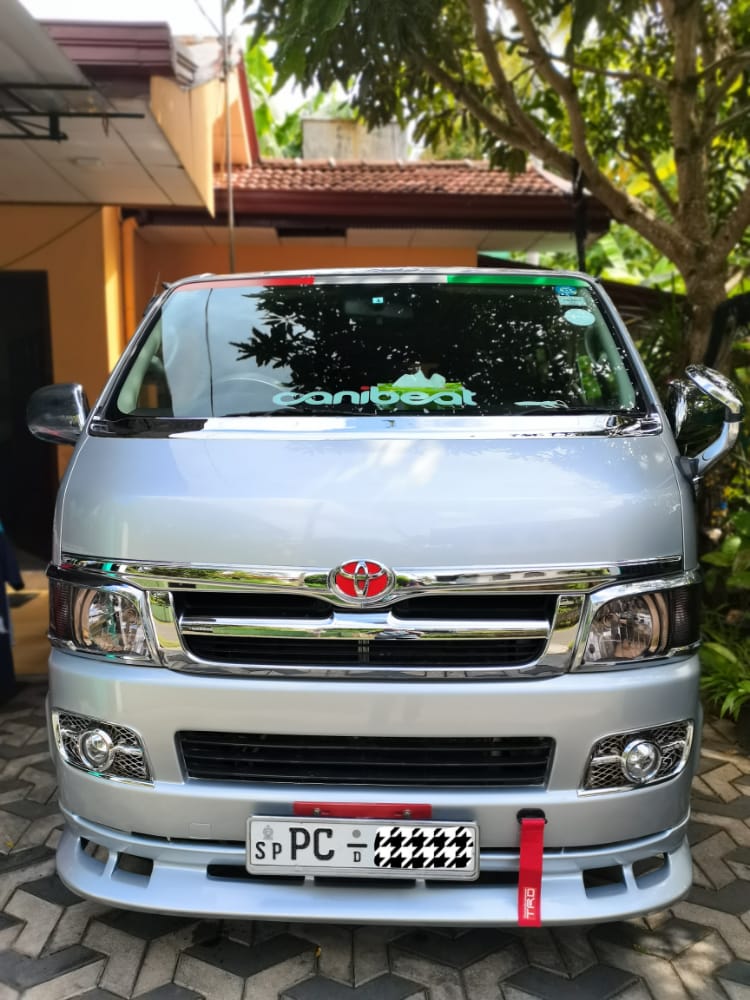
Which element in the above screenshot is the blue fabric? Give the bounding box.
[0,519,23,699]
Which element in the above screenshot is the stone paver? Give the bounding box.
[0,682,747,998]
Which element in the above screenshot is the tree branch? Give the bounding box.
[411,50,541,155]
[697,48,750,80]
[464,0,552,151]
[711,182,750,267]
[726,269,747,295]
[548,54,669,91]
[708,107,750,140]
[657,0,711,245]
[704,63,750,127]
[495,0,687,264]
[624,144,677,217]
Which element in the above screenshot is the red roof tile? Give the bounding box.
[207,157,611,234]
[217,160,566,198]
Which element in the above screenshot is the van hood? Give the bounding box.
[58,430,683,570]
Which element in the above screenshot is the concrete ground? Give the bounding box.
[1,583,750,999]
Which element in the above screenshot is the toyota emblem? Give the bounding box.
[331,559,393,602]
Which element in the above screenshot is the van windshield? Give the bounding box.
[109,275,642,420]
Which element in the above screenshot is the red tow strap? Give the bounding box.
[517,814,545,927]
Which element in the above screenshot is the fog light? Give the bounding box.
[78,729,115,771]
[621,740,662,784]
[52,710,151,783]
[582,721,692,793]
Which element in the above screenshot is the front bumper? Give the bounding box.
[58,807,692,924]
[49,648,700,923]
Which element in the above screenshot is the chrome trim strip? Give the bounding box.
[59,555,683,599]
[179,612,550,642]
[139,413,663,440]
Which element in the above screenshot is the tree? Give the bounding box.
[246,0,750,369]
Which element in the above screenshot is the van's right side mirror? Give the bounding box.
[666,365,744,484]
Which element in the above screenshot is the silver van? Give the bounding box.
[29,268,743,926]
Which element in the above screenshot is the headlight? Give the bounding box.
[49,578,154,662]
[577,581,700,669]
[585,592,668,661]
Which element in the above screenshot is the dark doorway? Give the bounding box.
[0,272,57,560]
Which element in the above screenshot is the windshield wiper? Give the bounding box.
[91,415,206,436]
[512,403,619,415]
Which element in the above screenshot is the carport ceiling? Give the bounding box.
[136,224,578,254]
[0,1,205,207]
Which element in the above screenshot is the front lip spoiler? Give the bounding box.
[57,808,692,926]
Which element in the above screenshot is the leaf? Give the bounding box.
[702,551,736,567]
[719,686,750,720]
[318,0,351,31]
[733,510,750,538]
[276,42,308,88]
[701,641,740,667]
[727,571,750,590]
[569,0,600,47]
[703,534,743,567]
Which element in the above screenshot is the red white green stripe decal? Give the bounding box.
[174,273,589,292]
[446,274,588,286]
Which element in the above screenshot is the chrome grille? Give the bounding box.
[172,592,558,674]
[180,636,546,668]
[178,732,555,786]
[173,593,557,620]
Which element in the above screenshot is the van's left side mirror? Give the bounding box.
[27,383,90,445]
[666,365,744,483]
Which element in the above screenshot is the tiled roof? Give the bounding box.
[217,160,567,198]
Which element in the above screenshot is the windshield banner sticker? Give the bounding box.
[272,384,477,409]
[272,362,477,410]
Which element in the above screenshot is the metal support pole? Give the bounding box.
[572,159,587,273]
[222,4,237,273]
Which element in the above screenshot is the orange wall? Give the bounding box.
[133,237,476,316]
[151,77,224,216]
[0,204,125,476]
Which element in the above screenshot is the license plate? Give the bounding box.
[247,816,479,880]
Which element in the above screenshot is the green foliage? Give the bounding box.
[248,0,528,170]
[245,0,750,364]
[699,362,750,720]
[420,128,487,161]
[245,38,355,157]
[701,615,750,721]
[247,0,750,214]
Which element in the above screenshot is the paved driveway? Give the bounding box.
[0,682,748,1000]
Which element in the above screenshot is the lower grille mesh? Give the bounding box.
[178,732,554,786]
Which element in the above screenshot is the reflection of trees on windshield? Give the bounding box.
[229,284,628,413]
